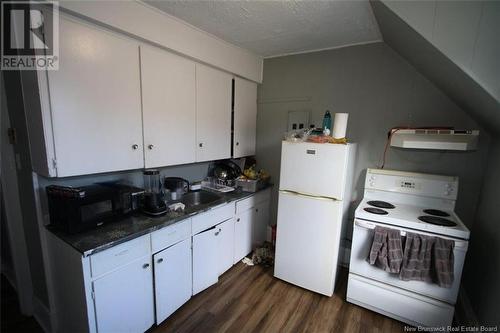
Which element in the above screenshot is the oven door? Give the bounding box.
[349,219,468,304]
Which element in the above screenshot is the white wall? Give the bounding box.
[382,0,500,102]
[256,43,490,242]
[463,138,500,325]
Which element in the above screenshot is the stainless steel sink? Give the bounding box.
[180,191,223,208]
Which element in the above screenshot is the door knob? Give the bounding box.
[132,144,139,150]
[157,258,163,264]
[148,144,154,150]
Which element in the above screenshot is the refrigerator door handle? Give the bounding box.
[280,190,339,201]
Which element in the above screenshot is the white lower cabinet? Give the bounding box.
[217,218,235,275]
[233,189,272,264]
[153,238,192,324]
[92,255,155,333]
[192,226,219,295]
[253,201,270,247]
[233,209,254,264]
[47,193,270,333]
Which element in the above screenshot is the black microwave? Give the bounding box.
[46,183,143,234]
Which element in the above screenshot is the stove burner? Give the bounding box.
[418,215,457,227]
[364,207,389,215]
[423,209,450,217]
[367,200,395,209]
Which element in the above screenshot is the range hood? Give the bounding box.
[390,129,479,151]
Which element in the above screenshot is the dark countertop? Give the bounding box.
[46,185,272,257]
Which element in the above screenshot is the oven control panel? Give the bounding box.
[365,168,458,200]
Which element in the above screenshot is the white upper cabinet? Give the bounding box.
[140,46,196,168]
[195,64,232,162]
[233,77,257,158]
[46,16,144,177]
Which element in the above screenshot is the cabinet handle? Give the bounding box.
[143,263,150,269]
[132,144,139,150]
[237,218,240,222]
[236,142,239,146]
[199,143,203,148]
[215,228,221,236]
[148,144,154,150]
[256,208,259,212]
[157,258,163,264]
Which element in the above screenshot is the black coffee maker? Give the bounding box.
[142,169,167,216]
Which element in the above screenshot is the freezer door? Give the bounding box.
[279,141,350,199]
[274,191,343,296]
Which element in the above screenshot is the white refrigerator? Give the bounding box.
[274,141,357,296]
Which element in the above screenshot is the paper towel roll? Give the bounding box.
[332,113,349,139]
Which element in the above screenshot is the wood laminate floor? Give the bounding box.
[153,263,405,333]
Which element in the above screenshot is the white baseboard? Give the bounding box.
[33,296,52,333]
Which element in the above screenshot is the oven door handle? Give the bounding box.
[354,220,468,250]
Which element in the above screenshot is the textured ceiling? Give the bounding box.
[144,0,382,58]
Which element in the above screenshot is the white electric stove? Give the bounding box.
[347,168,470,328]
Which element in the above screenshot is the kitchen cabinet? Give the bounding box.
[253,201,270,247]
[217,218,235,275]
[140,46,197,168]
[92,255,154,333]
[234,189,272,263]
[195,64,232,162]
[233,209,254,264]
[153,238,192,323]
[192,226,219,295]
[43,15,144,177]
[233,77,257,158]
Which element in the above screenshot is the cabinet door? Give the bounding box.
[253,201,270,247]
[192,227,218,295]
[233,209,254,264]
[47,16,143,177]
[153,238,192,324]
[195,64,232,162]
[233,77,257,158]
[93,256,154,333]
[140,46,196,168]
[217,218,235,275]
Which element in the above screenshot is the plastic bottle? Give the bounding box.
[322,110,332,134]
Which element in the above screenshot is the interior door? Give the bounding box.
[279,141,350,199]
[274,191,343,296]
[195,64,232,162]
[48,16,144,176]
[217,218,235,275]
[153,238,192,324]
[233,77,257,158]
[140,46,196,167]
[93,256,154,333]
[233,209,254,264]
[192,227,218,295]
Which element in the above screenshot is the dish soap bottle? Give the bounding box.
[322,110,332,135]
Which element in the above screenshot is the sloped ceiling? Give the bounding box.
[371,0,500,135]
[144,0,381,57]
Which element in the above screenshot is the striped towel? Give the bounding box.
[434,237,455,288]
[368,226,403,273]
[399,233,455,288]
[399,232,435,283]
